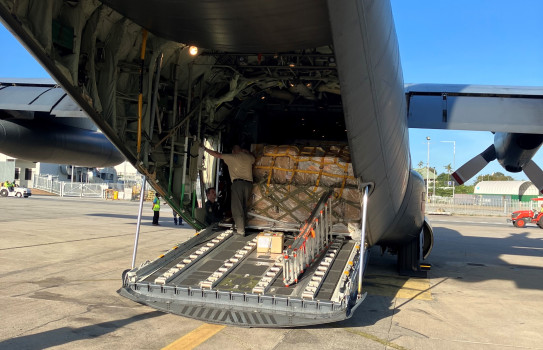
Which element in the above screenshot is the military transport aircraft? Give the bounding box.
[1,0,542,326]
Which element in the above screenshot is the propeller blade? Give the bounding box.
[452,145,497,185]
[523,160,543,194]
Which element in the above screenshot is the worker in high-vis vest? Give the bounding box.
[152,192,161,225]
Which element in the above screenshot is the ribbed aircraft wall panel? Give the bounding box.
[328,0,412,245]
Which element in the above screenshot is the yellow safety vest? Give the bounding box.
[153,197,160,211]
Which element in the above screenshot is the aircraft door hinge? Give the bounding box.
[441,93,448,122]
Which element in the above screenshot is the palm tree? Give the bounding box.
[444,163,452,185]
[417,161,424,168]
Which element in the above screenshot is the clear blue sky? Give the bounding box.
[1,1,542,184]
[391,0,543,183]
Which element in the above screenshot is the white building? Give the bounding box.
[474,181,539,202]
[0,152,138,188]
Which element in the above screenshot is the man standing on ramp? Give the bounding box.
[202,145,255,236]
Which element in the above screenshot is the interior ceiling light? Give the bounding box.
[189,46,198,56]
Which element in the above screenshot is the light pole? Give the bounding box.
[426,136,430,202]
[441,140,456,202]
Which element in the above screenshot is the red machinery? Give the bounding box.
[510,198,543,228]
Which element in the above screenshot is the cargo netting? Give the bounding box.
[248,145,361,233]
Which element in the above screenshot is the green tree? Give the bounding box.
[455,184,474,194]
[417,161,424,168]
[436,172,450,187]
[475,172,515,183]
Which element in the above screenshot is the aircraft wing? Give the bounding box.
[0,78,87,118]
[406,83,543,189]
[406,83,543,133]
[0,79,124,166]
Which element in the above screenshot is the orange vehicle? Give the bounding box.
[510,198,543,228]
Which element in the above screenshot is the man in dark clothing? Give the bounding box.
[173,210,183,226]
[205,187,222,225]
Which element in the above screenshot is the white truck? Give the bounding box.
[0,184,32,198]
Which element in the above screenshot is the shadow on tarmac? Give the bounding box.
[324,224,543,328]
[86,213,151,220]
[427,226,543,290]
[0,311,163,350]
[86,213,189,227]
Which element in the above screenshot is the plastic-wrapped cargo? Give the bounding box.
[253,145,356,187]
[248,145,360,233]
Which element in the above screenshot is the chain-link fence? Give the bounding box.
[32,175,143,199]
[31,174,540,216]
[426,194,539,217]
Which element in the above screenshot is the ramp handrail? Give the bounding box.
[283,189,334,286]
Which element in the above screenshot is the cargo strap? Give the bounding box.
[251,183,321,224]
[254,145,354,194]
[282,189,334,286]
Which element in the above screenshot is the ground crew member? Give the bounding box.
[152,193,161,225]
[6,181,14,192]
[173,210,183,226]
[205,187,222,225]
[202,145,254,235]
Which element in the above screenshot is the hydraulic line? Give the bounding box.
[148,53,163,143]
[214,131,221,194]
[168,64,178,196]
[180,119,189,211]
[137,29,148,157]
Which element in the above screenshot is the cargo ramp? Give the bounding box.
[119,190,367,327]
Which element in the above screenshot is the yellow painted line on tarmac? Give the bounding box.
[162,324,226,350]
[396,278,432,300]
[344,328,409,350]
[364,274,432,300]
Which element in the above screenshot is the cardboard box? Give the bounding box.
[257,231,284,254]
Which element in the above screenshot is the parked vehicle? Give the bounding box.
[509,198,543,228]
[0,184,32,198]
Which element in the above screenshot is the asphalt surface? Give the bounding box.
[1,197,542,349]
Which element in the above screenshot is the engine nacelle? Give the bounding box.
[494,132,543,172]
[0,119,124,167]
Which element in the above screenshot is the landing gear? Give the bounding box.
[397,234,428,277]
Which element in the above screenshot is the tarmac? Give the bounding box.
[1,195,542,350]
